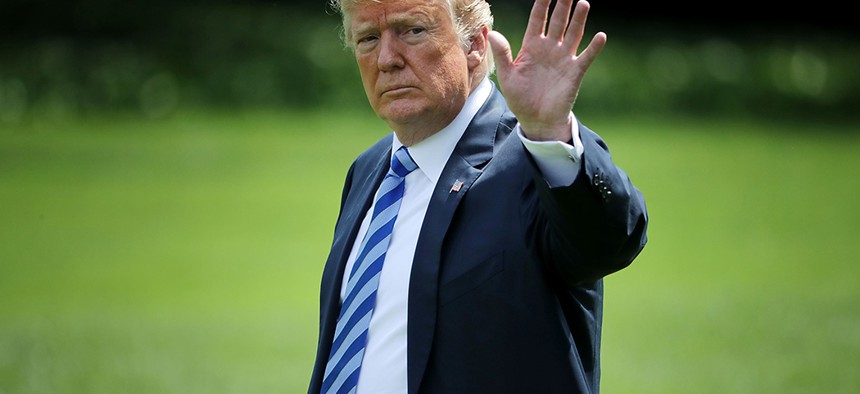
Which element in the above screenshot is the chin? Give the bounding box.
[376,101,428,126]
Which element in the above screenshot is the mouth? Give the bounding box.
[381,86,416,96]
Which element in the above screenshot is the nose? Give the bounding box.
[377,31,405,72]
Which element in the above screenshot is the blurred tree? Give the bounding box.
[0,0,857,122]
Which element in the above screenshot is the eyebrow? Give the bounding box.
[388,12,432,27]
[350,10,434,37]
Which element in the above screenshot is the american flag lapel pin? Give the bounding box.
[450,179,464,193]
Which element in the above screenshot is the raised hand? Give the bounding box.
[488,0,606,141]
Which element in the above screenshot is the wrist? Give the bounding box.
[519,113,574,142]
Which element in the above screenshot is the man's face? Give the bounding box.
[348,0,473,143]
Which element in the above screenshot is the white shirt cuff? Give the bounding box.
[516,113,584,188]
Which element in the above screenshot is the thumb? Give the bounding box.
[487,31,513,78]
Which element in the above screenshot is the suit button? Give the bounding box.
[591,171,611,201]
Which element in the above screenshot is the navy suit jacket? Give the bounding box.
[309,86,648,394]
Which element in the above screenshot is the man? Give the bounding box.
[309,0,648,392]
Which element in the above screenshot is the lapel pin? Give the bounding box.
[450,179,464,193]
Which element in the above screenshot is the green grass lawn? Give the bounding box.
[1,111,858,393]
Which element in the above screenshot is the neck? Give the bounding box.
[392,122,447,146]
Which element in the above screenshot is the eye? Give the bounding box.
[356,35,378,45]
[407,27,426,35]
[355,34,379,50]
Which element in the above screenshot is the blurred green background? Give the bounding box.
[2,1,859,393]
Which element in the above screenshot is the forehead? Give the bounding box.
[347,0,451,29]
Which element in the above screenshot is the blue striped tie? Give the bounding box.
[321,146,418,394]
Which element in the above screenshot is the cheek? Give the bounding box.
[356,57,376,83]
[356,59,379,99]
[427,53,469,97]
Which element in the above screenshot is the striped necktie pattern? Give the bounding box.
[321,146,418,394]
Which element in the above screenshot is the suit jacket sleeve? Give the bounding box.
[528,121,648,287]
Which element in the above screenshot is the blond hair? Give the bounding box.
[329,0,494,74]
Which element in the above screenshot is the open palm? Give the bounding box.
[489,0,606,141]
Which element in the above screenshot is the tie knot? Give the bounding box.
[390,147,418,178]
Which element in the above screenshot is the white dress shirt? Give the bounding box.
[339,78,584,393]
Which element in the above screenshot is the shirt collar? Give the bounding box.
[391,77,493,185]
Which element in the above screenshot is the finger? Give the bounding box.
[563,0,590,55]
[575,32,607,71]
[524,0,551,39]
[547,0,575,41]
[488,31,514,79]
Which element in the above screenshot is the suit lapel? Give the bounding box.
[315,141,391,383]
[329,148,391,280]
[407,87,516,394]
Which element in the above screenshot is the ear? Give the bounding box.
[466,25,490,70]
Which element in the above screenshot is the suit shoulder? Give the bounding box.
[343,133,392,185]
[353,133,392,166]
